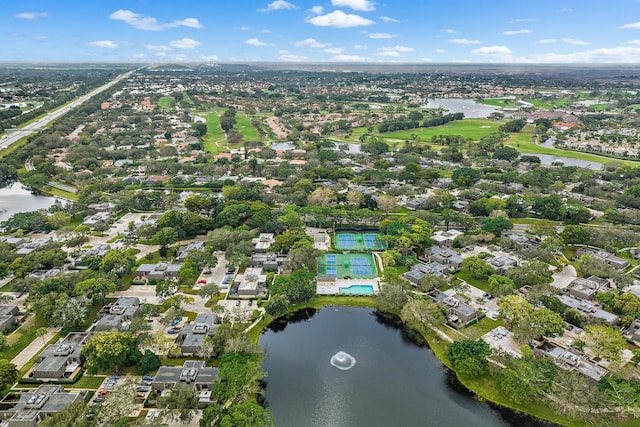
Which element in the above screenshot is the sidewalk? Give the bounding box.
[11,327,61,369]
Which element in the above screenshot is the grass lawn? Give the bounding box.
[455,271,490,292]
[202,110,226,154]
[41,186,79,201]
[477,98,519,108]
[235,112,261,141]
[72,374,107,390]
[381,119,500,142]
[158,97,174,111]
[1,314,50,362]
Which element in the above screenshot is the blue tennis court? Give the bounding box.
[326,254,337,265]
[326,266,337,276]
[334,231,387,251]
[352,265,371,275]
[317,253,378,279]
[363,234,380,249]
[336,233,357,249]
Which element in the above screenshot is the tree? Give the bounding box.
[451,167,480,187]
[269,270,315,305]
[157,388,199,423]
[0,360,18,391]
[153,227,178,258]
[534,195,565,221]
[583,324,627,361]
[460,256,494,280]
[496,355,556,404]
[95,377,138,426]
[377,195,397,212]
[39,401,89,427]
[506,260,553,288]
[99,250,136,279]
[199,282,220,300]
[481,216,513,235]
[155,281,177,299]
[513,308,565,341]
[81,332,141,374]
[136,349,161,375]
[307,187,336,207]
[376,284,409,313]
[488,275,516,297]
[289,245,321,271]
[560,225,591,245]
[36,327,48,345]
[498,295,533,328]
[265,294,289,317]
[447,339,491,377]
[401,297,446,330]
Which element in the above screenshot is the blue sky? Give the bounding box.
[3,0,640,63]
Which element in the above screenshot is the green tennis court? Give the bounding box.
[317,253,378,279]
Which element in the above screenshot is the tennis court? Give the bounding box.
[317,253,378,279]
[334,231,387,251]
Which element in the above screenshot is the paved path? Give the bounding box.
[11,327,60,369]
[550,264,577,290]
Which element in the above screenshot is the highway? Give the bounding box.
[0,69,135,150]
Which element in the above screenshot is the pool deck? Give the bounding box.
[316,278,380,295]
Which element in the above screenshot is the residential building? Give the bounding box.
[233,267,267,298]
[0,306,20,333]
[135,262,183,282]
[178,314,219,355]
[486,256,518,275]
[431,230,464,248]
[425,246,464,270]
[557,295,620,325]
[176,242,205,261]
[566,276,610,301]
[252,233,275,253]
[503,232,540,251]
[1,385,82,427]
[403,262,449,286]
[94,297,140,332]
[533,343,606,383]
[575,247,629,270]
[82,212,112,229]
[151,361,219,399]
[250,252,290,271]
[623,319,640,346]
[428,290,478,326]
[31,333,90,380]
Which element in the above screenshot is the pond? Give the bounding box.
[260,307,547,427]
[0,182,61,222]
[423,98,500,119]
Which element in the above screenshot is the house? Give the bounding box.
[252,233,275,253]
[575,247,629,270]
[151,361,219,399]
[15,237,53,256]
[425,246,464,270]
[233,267,267,298]
[428,290,478,326]
[486,256,518,275]
[82,212,112,229]
[567,276,610,301]
[176,242,205,261]
[405,198,426,210]
[86,202,116,213]
[623,319,640,346]
[557,295,619,325]
[31,333,90,380]
[178,314,219,355]
[0,385,82,427]
[533,343,606,383]
[135,262,183,282]
[94,297,140,332]
[403,262,449,286]
[434,178,452,189]
[0,306,20,333]
[452,200,469,212]
[503,232,540,251]
[250,252,290,271]
[431,230,464,248]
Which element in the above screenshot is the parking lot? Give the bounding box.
[482,326,522,358]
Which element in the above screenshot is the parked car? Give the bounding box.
[248,300,253,306]
[235,300,241,306]
[483,293,494,300]
[167,327,179,334]
[488,312,499,320]
[197,279,207,284]
[169,317,183,326]
[136,386,149,393]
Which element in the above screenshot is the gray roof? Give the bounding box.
[558,295,619,324]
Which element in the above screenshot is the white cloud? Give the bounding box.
[324,47,345,54]
[261,29,272,33]
[15,12,47,19]
[442,28,456,34]
[258,1,298,12]
[619,22,640,30]
[422,57,433,62]
[311,6,324,14]
[354,44,368,49]
[380,16,399,23]
[307,10,374,27]
[240,26,250,31]
[378,45,414,57]
[155,52,167,57]
[472,45,512,55]
[627,40,640,45]
[502,29,532,35]
[435,48,445,53]
[109,9,202,31]
[332,54,369,61]
[145,44,173,51]
[538,39,557,44]
[369,32,396,39]
[132,53,147,59]
[331,0,375,11]
[295,38,327,48]
[449,38,482,44]
[200,55,219,61]
[523,46,640,63]
[279,50,307,61]
[563,37,589,45]
[87,40,119,48]
[169,38,200,49]
[34,36,48,40]
[510,18,536,23]
[245,38,273,46]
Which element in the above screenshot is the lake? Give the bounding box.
[0,182,60,222]
[261,307,545,427]
[424,98,499,119]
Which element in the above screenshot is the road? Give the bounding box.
[0,69,136,150]
[11,326,60,370]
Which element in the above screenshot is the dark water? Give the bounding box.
[260,307,549,427]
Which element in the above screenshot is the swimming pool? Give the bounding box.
[339,285,375,295]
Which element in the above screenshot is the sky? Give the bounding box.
[3,0,640,63]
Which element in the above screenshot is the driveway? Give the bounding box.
[11,327,60,369]
[551,264,577,290]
